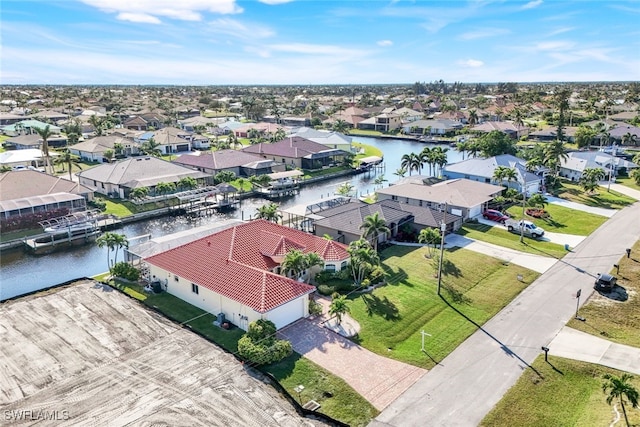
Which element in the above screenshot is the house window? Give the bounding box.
[191,283,199,294]
[325,264,336,272]
[340,261,348,270]
[392,196,398,201]
[337,230,343,235]
[419,200,423,207]
[174,276,179,282]
[485,178,490,183]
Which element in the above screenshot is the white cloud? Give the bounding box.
[80,0,242,23]
[458,28,510,40]
[258,0,294,4]
[207,18,275,39]
[546,27,575,37]
[535,41,575,51]
[377,40,393,47]
[522,0,543,10]
[268,43,363,56]
[458,59,484,68]
[116,13,161,24]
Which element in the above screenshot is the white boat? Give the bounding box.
[44,222,97,235]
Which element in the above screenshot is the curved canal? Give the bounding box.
[0,137,464,299]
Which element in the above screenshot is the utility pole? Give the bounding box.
[437,202,447,296]
[520,190,526,243]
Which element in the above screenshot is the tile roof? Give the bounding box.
[0,170,93,201]
[145,220,349,313]
[242,136,346,159]
[443,154,541,184]
[174,149,273,170]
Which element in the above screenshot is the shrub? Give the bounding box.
[238,319,292,365]
[317,284,334,296]
[110,262,140,281]
[89,198,107,211]
[309,298,323,316]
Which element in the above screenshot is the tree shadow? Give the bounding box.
[541,217,566,229]
[439,294,544,378]
[361,293,401,321]
[441,283,472,305]
[442,259,462,278]
[383,266,411,287]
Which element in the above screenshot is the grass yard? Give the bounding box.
[353,142,384,159]
[616,176,640,193]
[349,129,383,137]
[459,222,568,259]
[106,279,375,426]
[265,354,379,427]
[566,239,640,347]
[554,180,636,209]
[348,245,539,368]
[0,227,44,242]
[0,135,8,152]
[482,356,640,427]
[505,202,608,236]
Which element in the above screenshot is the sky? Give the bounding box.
[2,0,639,85]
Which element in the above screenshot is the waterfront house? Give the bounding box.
[69,135,140,162]
[136,127,195,154]
[0,170,94,222]
[376,178,503,221]
[558,151,638,182]
[242,136,349,170]
[144,219,350,330]
[76,157,210,199]
[442,154,544,195]
[402,119,463,136]
[0,149,57,170]
[173,149,283,177]
[290,127,354,153]
[470,121,528,139]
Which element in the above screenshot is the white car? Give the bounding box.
[504,219,545,239]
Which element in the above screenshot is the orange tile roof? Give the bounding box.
[145,220,349,313]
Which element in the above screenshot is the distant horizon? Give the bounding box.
[3,1,639,85]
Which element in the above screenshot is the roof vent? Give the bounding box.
[207,241,211,246]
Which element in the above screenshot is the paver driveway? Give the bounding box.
[279,319,426,411]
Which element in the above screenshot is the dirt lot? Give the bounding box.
[0,280,324,426]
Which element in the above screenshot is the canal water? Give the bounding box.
[0,137,464,300]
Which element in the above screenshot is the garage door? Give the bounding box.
[267,297,305,329]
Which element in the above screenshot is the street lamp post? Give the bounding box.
[575,289,585,321]
[520,190,526,243]
[437,202,447,296]
[294,384,304,405]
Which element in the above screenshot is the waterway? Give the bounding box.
[0,137,464,300]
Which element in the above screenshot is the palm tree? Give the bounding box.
[129,187,149,202]
[431,146,448,176]
[602,373,639,427]
[34,124,54,174]
[393,167,407,178]
[255,202,281,222]
[54,148,82,180]
[280,249,306,280]
[527,193,548,209]
[420,147,434,176]
[543,141,568,178]
[621,132,638,147]
[103,149,114,163]
[329,295,350,325]
[155,181,176,198]
[468,109,478,125]
[347,239,380,285]
[177,176,198,191]
[62,119,82,146]
[631,168,640,186]
[456,141,470,160]
[304,252,324,282]
[493,166,517,189]
[96,232,129,270]
[360,212,390,251]
[580,167,606,194]
[418,227,441,258]
[88,115,104,136]
[400,153,413,176]
[336,182,355,196]
[332,119,350,134]
[140,138,162,157]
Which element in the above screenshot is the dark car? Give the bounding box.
[482,209,509,223]
[594,273,617,292]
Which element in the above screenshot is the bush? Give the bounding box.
[238,320,292,365]
[317,284,334,296]
[110,262,140,281]
[0,207,70,233]
[309,298,323,316]
[89,198,107,211]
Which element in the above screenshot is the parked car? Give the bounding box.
[594,273,616,292]
[504,219,545,239]
[482,209,509,223]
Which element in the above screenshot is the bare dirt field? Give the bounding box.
[0,280,324,426]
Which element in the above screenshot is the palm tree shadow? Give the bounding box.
[442,259,462,278]
[361,293,401,321]
[439,294,543,378]
[441,283,472,305]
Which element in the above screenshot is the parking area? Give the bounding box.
[0,281,320,426]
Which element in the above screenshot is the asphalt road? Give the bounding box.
[372,201,640,427]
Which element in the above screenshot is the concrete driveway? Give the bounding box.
[278,319,426,411]
[601,182,640,201]
[545,195,618,217]
[476,217,586,248]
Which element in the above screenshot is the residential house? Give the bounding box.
[69,135,140,162]
[173,149,283,177]
[233,122,287,138]
[402,119,464,136]
[558,151,638,182]
[136,127,198,154]
[442,154,545,195]
[376,178,504,221]
[393,107,424,122]
[290,127,354,153]
[0,170,94,221]
[470,121,528,139]
[0,149,57,170]
[312,199,461,246]
[1,120,62,137]
[144,219,350,330]
[2,133,68,150]
[242,136,348,170]
[357,112,402,132]
[76,157,210,199]
[609,125,640,144]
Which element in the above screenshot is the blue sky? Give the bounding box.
[2,0,639,85]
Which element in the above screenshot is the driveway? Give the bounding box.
[476,217,586,248]
[601,182,640,201]
[545,195,618,217]
[548,327,640,375]
[278,319,426,411]
[446,233,557,274]
[372,200,640,426]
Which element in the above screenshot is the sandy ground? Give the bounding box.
[0,280,324,427]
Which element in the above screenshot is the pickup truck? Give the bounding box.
[504,219,545,239]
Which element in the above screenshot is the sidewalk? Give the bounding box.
[548,327,640,375]
[544,195,618,217]
[600,182,640,201]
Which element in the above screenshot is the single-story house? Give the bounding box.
[402,119,464,136]
[1,120,62,137]
[609,125,640,144]
[442,154,545,195]
[76,157,211,199]
[1,133,68,150]
[470,121,528,139]
[233,122,288,138]
[290,127,354,153]
[242,136,349,170]
[136,127,196,154]
[559,151,638,181]
[144,219,350,330]
[376,178,504,221]
[173,149,283,177]
[0,149,57,170]
[312,199,461,246]
[69,135,140,162]
[0,170,94,221]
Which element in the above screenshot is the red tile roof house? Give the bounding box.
[242,136,349,170]
[144,219,350,331]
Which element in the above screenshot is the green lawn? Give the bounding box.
[349,129,383,137]
[107,279,375,425]
[554,180,636,209]
[0,227,44,242]
[505,203,608,236]
[616,176,640,193]
[348,245,539,368]
[0,135,9,152]
[99,197,170,217]
[265,354,379,427]
[482,356,640,427]
[459,223,568,259]
[353,142,383,159]
[566,239,640,347]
